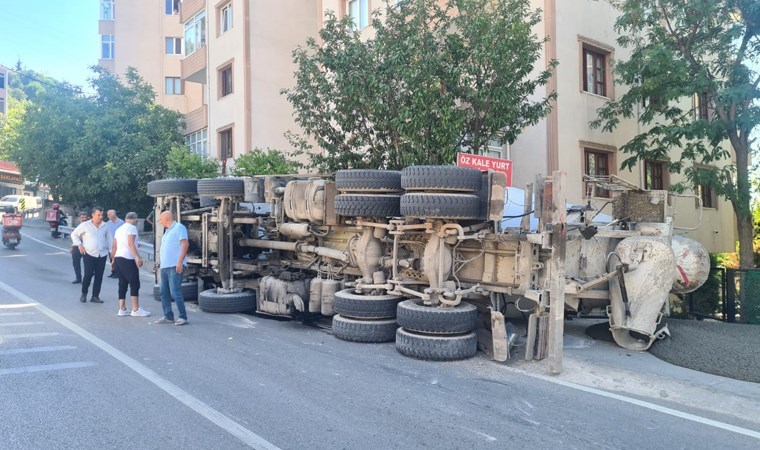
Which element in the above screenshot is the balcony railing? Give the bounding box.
[184,105,208,134]
[180,0,204,23]
[182,46,207,84]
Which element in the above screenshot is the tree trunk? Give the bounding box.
[732,141,753,322]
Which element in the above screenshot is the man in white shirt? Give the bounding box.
[110,212,150,317]
[71,206,112,303]
[106,209,125,278]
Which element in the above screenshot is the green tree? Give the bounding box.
[230,148,300,176]
[1,66,184,214]
[283,0,556,171]
[592,0,760,270]
[167,146,220,178]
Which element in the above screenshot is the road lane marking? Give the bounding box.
[0,255,26,258]
[0,345,77,355]
[0,304,36,309]
[18,233,69,252]
[0,321,46,326]
[501,365,760,440]
[0,362,96,375]
[3,332,60,339]
[0,280,279,450]
[0,312,36,316]
[21,232,156,281]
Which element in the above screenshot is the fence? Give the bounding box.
[684,268,760,324]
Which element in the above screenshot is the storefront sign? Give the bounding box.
[456,152,512,186]
[0,171,23,184]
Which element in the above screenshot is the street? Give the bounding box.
[1,225,759,450]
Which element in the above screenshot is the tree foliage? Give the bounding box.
[1,66,184,214]
[283,0,556,171]
[167,146,220,178]
[230,148,301,176]
[592,0,760,268]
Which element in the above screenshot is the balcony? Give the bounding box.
[182,46,207,84]
[184,105,208,134]
[180,0,204,23]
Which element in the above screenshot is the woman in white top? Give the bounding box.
[110,212,150,317]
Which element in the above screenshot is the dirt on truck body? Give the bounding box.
[147,166,709,368]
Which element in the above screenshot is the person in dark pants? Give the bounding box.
[70,211,89,284]
[111,212,150,317]
[70,207,112,303]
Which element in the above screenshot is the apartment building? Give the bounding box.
[0,65,8,116]
[97,0,204,119]
[326,0,735,252]
[179,0,320,162]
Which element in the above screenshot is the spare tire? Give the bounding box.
[335,170,402,192]
[334,194,401,217]
[400,193,480,219]
[197,178,245,197]
[401,166,481,192]
[198,289,256,313]
[147,179,198,197]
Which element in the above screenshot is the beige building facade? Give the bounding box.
[325,0,736,252]
[97,0,204,118]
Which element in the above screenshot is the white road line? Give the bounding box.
[0,312,35,316]
[0,345,77,356]
[0,303,37,309]
[2,332,60,339]
[0,280,279,450]
[502,365,760,440]
[0,254,25,258]
[0,321,46,326]
[19,233,69,252]
[0,361,96,376]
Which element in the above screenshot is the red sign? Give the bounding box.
[456,152,512,186]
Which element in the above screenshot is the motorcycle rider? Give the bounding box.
[51,203,67,238]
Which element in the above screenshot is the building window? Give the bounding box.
[221,4,233,33]
[186,128,209,157]
[101,35,115,59]
[698,182,717,208]
[0,97,5,115]
[219,65,233,98]
[184,11,207,56]
[644,160,667,190]
[0,72,5,89]
[165,37,182,55]
[584,149,612,198]
[219,128,233,159]
[165,77,182,95]
[100,0,114,20]
[583,47,607,97]
[165,0,180,15]
[694,91,710,121]
[348,0,369,30]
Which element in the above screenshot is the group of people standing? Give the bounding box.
[69,208,190,326]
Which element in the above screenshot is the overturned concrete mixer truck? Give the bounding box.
[146,166,709,362]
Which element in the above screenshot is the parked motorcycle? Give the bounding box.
[45,203,67,238]
[2,206,22,249]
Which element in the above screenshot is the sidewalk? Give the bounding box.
[509,318,760,427]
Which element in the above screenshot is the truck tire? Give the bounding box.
[401,166,481,192]
[400,193,480,219]
[147,178,198,197]
[396,300,478,334]
[332,315,398,343]
[197,177,245,197]
[153,282,199,302]
[335,194,401,217]
[335,170,402,192]
[334,289,404,319]
[198,289,256,313]
[395,328,477,361]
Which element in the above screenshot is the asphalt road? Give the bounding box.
[1,226,759,449]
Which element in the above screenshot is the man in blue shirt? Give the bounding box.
[157,211,190,326]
